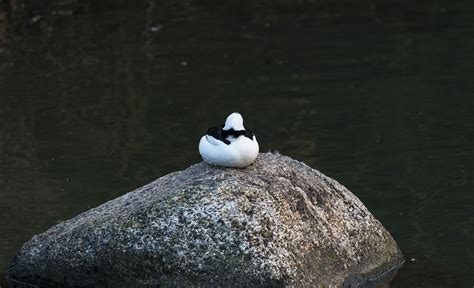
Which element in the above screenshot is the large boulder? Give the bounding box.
[5,153,404,287]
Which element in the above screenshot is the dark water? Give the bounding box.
[1,0,473,286]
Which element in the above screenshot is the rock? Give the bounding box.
[5,153,404,287]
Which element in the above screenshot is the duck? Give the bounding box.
[198,112,259,168]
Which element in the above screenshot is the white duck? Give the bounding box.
[199,112,259,168]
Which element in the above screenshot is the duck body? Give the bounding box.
[198,113,259,168]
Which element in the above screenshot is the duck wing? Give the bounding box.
[221,127,254,140]
[206,126,231,145]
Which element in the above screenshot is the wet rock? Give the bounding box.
[5,153,404,287]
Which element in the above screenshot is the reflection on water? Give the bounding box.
[1,0,473,286]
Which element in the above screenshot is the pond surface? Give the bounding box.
[1,0,473,286]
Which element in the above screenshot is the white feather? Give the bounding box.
[223,112,245,131]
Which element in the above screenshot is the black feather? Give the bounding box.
[206,125,254,145]
[206,126,231,144]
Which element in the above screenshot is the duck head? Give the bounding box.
[223,112,245,131]
[221,112,254,142]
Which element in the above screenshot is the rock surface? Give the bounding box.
[5,153,404,287]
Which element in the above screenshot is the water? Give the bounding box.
[0,0,473,286]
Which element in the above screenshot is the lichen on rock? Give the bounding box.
[5,153,404,287]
